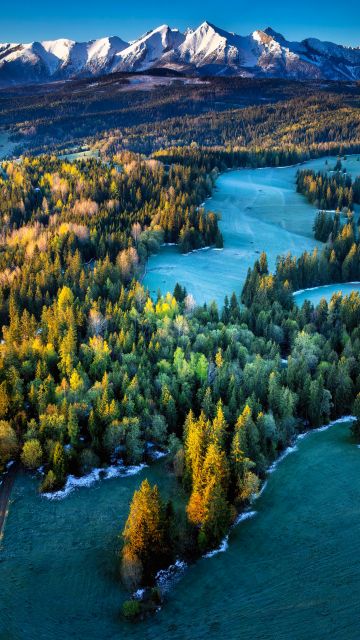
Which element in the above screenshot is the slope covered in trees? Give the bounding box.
[1,105,360,618]
[121,231,360,613]
[1,79,359,158]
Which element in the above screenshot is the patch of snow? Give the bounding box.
[204,508,257,559]
[268,415,356,473]
[148,449,168,460]
[293,282,360,296]
[42,461,147,500]
[233,509,257,525]
[268,444,298,473]
[155,559,187,593]
[203,535,229,558]
[256,480,268,498]
[182,246,211,255]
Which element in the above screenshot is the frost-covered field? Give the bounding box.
[58,148,100,161]
[1,420,359,639]
[294,282,360,306]
[144,155,360,305]
[0,130,17,159]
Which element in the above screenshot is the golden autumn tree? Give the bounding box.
[187,437,231,551]
[199,479,231,549]
[209,400,227,448]
[184,410,209,490]
[121,479,166,590]
[0,420,18,470]
[231,405,260,504]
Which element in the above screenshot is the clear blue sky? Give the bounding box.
[1,0,359,46]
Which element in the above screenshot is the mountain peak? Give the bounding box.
[263,27,286,41]
[1,22,359,86]
[196,21,218,32]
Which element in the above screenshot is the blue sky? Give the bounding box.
[1,0,359,46]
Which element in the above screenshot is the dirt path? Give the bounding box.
[0,463,17,540]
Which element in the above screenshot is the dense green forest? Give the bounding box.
[1,79,360,619]
[121,227,360,614]
[1,149,360,612]
[1,76,311,153]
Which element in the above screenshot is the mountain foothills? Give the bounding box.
[1,21,360,86]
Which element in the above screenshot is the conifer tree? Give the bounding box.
[121,479,167,589]
[209,400,227,448]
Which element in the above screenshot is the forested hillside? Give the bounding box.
[1,80,360,619]
[1,77,359,157]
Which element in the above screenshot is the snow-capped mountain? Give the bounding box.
[0,36,129,85]
[0,21,359,86]
[112,25,185,72]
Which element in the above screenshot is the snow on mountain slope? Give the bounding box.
[249,30,323,79]
[86,36,129,71]
[0,36,129,84]
[0,22,359,86]
[174,21,253,73]
[112,25,185,72]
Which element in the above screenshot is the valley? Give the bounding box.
[1,146,360,637]
[0,28,360,635]
[1,420,359,639]
[145,155,360,305]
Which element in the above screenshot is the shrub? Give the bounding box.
[0,420,18,469]
[40,469,57,493]
[21,439,43,469]
[122,600,141,620]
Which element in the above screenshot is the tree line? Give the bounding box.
[296,159,360,241]
[1,140,360,620]
[121,237,360,616]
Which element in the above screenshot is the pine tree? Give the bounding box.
[352,392,360,441]
[209,400,227,448]
[67,406,79,446]
[231,405,259,503]
[121,479,167,588]
[53,442,66,485]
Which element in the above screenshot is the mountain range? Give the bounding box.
[1,21,359,87]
